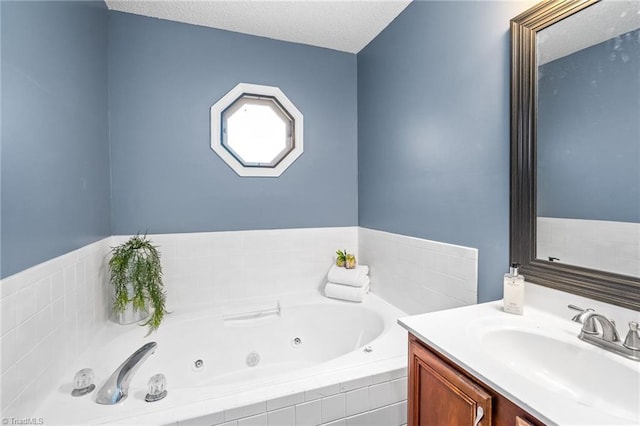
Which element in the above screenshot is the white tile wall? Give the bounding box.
[6,224,640,425]
[268,407,296,425]
[525,281,640,326]
[537,217,640,278]
[237,413,267,426]
[345,387,368,417]
[0,227,358,419]
[267,392,306,412]
[112,227,358,311]
[296,400,322,426]
[321,393,345,423]
[3,225,442,423]
[0,238,112,417]
[358,227,478,315]
[172,368,408,426]
[226,402,268,422]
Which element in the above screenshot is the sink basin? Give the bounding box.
[480,328,640,423]
[400,301,640,425]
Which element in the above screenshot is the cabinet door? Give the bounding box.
[409,339,492,426]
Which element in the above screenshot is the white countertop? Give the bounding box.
[398,300,640,426]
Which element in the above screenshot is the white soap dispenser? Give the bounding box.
[503,263,525,315]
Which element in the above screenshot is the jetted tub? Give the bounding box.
[36,291,408,425]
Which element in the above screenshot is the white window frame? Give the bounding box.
[210,83,304,177]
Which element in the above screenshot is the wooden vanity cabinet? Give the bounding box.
[408,334,545,426]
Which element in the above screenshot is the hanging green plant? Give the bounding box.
[108,234,167,335]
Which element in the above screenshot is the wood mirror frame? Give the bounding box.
[510,0,640,311]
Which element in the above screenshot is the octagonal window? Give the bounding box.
[223,96,293,167]
[211,83,303,177]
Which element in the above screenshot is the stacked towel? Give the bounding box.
[325,281,369,302]
[324,264,370,302]
[327,264,369,287]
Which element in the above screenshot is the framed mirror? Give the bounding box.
[510,0,640,310]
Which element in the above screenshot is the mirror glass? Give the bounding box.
[535,0,640,277]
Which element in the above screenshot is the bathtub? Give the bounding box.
[36,291,408,425]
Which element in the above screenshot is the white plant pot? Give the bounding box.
[114,282,149,325]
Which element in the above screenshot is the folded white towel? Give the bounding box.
[327,264,370,287]
[324,281,370,303]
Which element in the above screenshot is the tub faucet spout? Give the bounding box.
[96,342,157,405]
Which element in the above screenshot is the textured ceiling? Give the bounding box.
[105,0,412,53]
[538,0,640,65]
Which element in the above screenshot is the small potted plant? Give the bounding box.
[108,234,168,335]
[345,253,357,269]
[336,249,357,269]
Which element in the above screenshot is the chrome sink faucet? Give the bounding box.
[96,342,158,404]
[569,305,639,362]
[579,311,620,342]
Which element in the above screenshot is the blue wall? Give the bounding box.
[537,29,640,223]
[108,12,358,235]
[1,1,3,279]
[357,0,535,303]
[2,0,543,303]
[1,1,111,278]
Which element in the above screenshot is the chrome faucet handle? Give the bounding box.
[623,321,640,351]
[568,305,595,325]
[582,313,620,342]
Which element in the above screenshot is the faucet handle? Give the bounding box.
[581,315,600,335]
[71,368,95,397]
[623,321,640,351]
[568,305,595,325]
[582,314,621,342]
[145,373,168,402]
